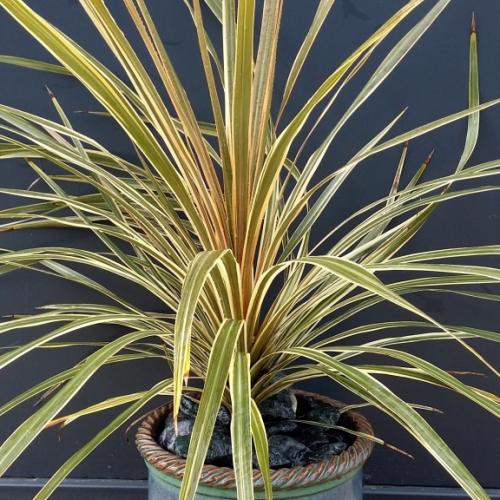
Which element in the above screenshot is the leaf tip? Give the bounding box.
[386,443,414,460]
[424,148,435,167]
[173,411,179,436]
[45,85,55,99]
[470,13,476,35]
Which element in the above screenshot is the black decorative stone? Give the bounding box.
[216,406,232,426]
[179,395,198,418]
[159,412,233,466]
[296,395,322,415]
[158,392,354,470]
[258,381,297,421]
[268,434,311,468]
[304,406,340,427]
[171,434,191,457]
[293,424,330,449]
[171,432,232,466]
[267,420,298,436]
[158,413,193,451]
[306,437,348,462]
[179,395,231,426]
[205,430,233,466]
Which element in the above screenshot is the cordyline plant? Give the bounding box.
[0,0,498,498]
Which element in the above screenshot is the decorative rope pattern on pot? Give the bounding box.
[135,390,374,491]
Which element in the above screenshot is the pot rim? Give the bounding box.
[135,389,374,491]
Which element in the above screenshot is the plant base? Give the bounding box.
[136,391,373,499]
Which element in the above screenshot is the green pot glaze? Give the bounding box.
[146,461,364,499]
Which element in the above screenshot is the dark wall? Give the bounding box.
[0,0,499,494]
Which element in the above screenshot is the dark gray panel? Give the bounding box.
[0,0,498,489]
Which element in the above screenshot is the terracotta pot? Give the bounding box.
[136,390,374,499]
